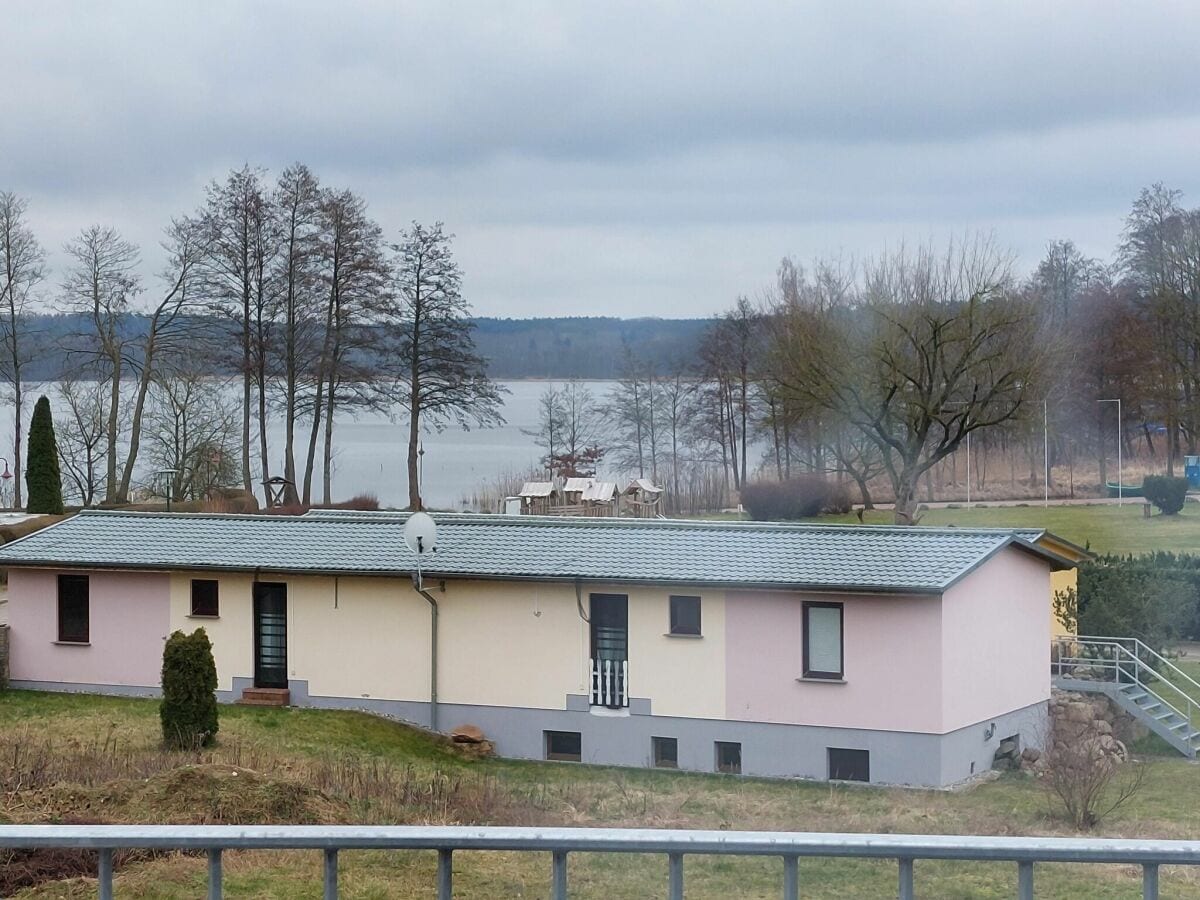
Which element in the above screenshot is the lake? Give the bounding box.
[0,380,619,511]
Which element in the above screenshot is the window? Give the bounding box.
[57,574,90,644]
[828,747,870,782]
[652,736,678,768]
[191,579,220,617]
[715,741,741,774]
[545,730,582,762]
[803,601,843,679]
[669,595,702,636]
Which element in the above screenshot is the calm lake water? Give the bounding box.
[0,380,617,510]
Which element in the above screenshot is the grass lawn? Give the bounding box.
[791,503,1200,556]
[2,691,1199,898]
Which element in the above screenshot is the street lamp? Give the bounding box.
[1099,399,1122,505]
[156,469,180,512]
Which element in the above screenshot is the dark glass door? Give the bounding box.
[590,593,628,707]
[253,582,288,688]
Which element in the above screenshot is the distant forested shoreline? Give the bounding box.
[15,313,708,382]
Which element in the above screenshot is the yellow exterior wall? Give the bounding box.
[1050,568,1077,637]
[168,571,727,719]
[169,572,256,692]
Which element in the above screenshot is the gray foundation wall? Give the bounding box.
[8,676,1046,788]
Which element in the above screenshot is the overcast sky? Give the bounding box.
[4,2,1200,318]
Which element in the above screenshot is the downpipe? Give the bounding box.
[412,576,439,733]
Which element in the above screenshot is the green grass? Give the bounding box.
[799,503,1200,556]
[4,691,1200,898]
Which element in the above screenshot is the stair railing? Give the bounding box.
[1053,637,1197,745]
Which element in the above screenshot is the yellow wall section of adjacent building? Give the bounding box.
[168,572,727,719]
[1050,568,1077,636]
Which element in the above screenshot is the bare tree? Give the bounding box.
[144,368,240,502]
[523,385,566,476]
[270,164,322,505]
[303,188,388,504]
[548,380,605,477]
[61,226,141,503]
[56,372,114,506]
[376,222,505,509]
[202,166,274,494]
[116,217,208,502]
[772,237,1044,524]
[0,192,44,508]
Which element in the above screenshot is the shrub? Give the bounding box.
[25,396,63,515]
[1039,707,1148,830]
[741,475,847,520]
[1142,475,1189,515]
[1077,559,1195,651]
[160,628,219,749]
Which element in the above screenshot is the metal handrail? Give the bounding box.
[1054,637,1197,740]
[0,824,1196,900]
[1081,635,1200,696]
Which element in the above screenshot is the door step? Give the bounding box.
[238,687,290,707]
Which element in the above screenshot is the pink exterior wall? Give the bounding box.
[724,589,944,733]
[940,547,1051,730]
[7,569,170,688]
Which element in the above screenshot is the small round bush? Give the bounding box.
[741,475,846,520]
[1142,475,1189,516]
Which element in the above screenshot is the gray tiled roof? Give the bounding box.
[0,510,1071,593]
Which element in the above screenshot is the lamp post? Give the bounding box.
[0,457,12,510]
[156,469,180,512]
[1099,399,1122,505]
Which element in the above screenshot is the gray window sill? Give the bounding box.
[797,675,847,684]
[188,614,220,620]
[53,640,90,647]
[664,632,703,639]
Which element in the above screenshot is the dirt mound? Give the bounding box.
[46,763,349,825]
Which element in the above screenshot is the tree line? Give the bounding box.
[0,166,502,511]
[526,185,1200,523]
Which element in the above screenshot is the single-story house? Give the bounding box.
[0,510,1074,787]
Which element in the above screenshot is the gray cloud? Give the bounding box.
[4,1,1200,317]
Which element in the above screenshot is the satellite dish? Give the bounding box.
[404,512,438,556]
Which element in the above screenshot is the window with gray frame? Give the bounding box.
[669,595,701,635]
[715,741,741,774]
[828,747,869,782]
[545,731,582,762]
[652,736,678,768]
[190,579,220,617]
[803,601,843,679]
[57,574,89,644]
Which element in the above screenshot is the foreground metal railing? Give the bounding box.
[2,825,1198,899]
[589,656,629,709]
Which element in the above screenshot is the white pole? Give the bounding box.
[1044,399,1049,508]
[966,431,971,509]
[1117,398,1123,506]
[1100,399,1123,505]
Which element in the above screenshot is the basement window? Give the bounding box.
[190,579,220,617]
[828,747,870,782]
[669,595,702,636]
[652,736,678,768]
[57,574,90,644]
[545,730,582,762]
[715,741,742,774]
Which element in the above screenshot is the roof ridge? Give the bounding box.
[79,507,1052,539]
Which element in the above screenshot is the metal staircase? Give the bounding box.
[1052,636,1200,758]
